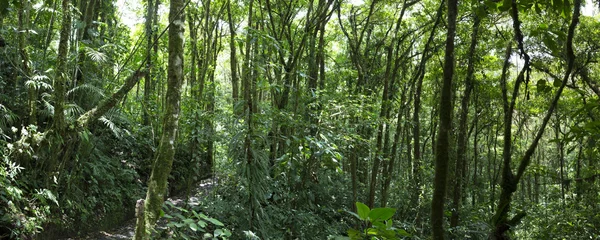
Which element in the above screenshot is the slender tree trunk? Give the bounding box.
[411,1,444,211]
[18,0,36,126]
[491,1,581,238]
[555,113,566,207]
[431,0,457,238]
[134,0,185,237]
[450,13,480,229]
[143,0,155,126]
[227,0,239,109]
[368,46,393,208]
[53,0,71,134]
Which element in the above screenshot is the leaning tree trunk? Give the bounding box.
[134,0,185,238]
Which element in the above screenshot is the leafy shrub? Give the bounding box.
[160,201,232,240]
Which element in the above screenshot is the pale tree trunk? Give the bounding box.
[431,0,457,238]
[143,0,155,126]
[134,0,185,237]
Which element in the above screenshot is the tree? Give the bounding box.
[431,0,458,238]
[133,0,185,237]
[491,0,582,238]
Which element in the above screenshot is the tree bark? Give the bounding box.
[134,0,185,237]
[431,0,457,238]
[143,0,155,126]
[227,0,239,108]
[490,0,581,238]
[450,13,481,228]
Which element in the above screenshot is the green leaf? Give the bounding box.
[355,202,370,220]
[542,34,559,54]
[369,207,396,222]
[189,222,199,231]
[535,3,542,14]
[205,217,224,226]
[397,229,412,237]
[197,219,207,228]
[347,228,363,239]
[553,79,562,87]
[498,0,511,12]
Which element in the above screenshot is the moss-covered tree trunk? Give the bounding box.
[431,0,457,238]
[133,0,185,237]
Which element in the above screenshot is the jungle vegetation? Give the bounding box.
[0,0,599,239]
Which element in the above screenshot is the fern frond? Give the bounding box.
[84,46,108,63]
[99,116,123,138]
[25,78,53,91]
[40,94,55,117]
[65,103,85,118]
[67,83,106,98]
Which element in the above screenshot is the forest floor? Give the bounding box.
[60,179,217,240]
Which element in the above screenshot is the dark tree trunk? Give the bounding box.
[431,0,457,238]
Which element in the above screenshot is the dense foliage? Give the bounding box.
[0,0,599,239]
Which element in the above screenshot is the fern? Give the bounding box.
[98,109,130,138]
[0,104,19,131]
[84,46,108,63]
[40,93,55,117]
[67,83,106,98]
[65,103,85,119]
[25,79,53,91]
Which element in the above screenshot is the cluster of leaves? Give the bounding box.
[342,202,410,240]
[0,128,56,238]
[160,201,231,240]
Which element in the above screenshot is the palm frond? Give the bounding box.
[84,46,108,63]
[99,116,123,138]
[65,103,85,119]
[25,76,53,91]
[40,93,55,117]
[67,83,106,98]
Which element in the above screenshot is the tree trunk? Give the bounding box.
[491,1,580,238]
[133,0,185,237]
[227,0,239,108]
[450,12,480,229]
[431,0,457,238]
[143,0,155,126]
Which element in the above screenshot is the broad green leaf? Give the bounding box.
[355,202,370,220]
[397,229,412,237]
[189,222,199,231]
[197,219,207,228]
[347,228,362,239]
[553,79,562,87]
[368,207,396,222]
[205,217,224,226]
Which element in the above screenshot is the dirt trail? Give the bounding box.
[61,179,217,240]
